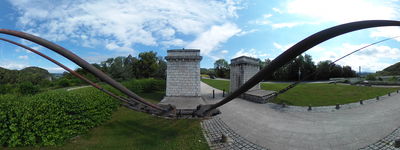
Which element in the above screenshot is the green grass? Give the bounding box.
[201,78,230,92]
[7,88,209,150]
[202,79,400,106]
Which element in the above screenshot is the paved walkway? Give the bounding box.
[66,85,91,91]
[200,82,400,150]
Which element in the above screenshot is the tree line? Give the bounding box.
[60,51,166,86]
[203,54,357,81]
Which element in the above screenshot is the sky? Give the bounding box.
[0,0,400,73]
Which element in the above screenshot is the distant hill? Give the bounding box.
[0,66,51,84]
[376,62,400,76]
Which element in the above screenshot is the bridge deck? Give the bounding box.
[201,82,400,150]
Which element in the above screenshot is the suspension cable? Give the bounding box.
[0,38,159,113]
[195,20,400,116]
[276,35,400,95]
[0,29,164,111]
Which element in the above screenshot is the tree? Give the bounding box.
[329,64,343,78]
[315,60,331,80]
[366,74,376,81]
[302,54,316,80]
[154,56,167,79]
[342,66,356,77]
[138,51,159,78]
[214,59,230,78]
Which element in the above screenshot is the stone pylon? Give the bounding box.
[230,56,276,103]
[230,56,261,92]
[159,49,206,111]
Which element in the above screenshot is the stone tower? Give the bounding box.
[159,49,205,110]
[230,56,261,92]
[230,56,276,103]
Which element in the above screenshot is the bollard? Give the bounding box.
[213,90,215,98]
[308,104,312,111]
[223,89,225,97]
[389,93,391,96]
[395,138,400,148]
[376,96,380,100]
[360,100,363,105]
[335,104,340,109]
[397,90,399,93]
[282,102,286,108]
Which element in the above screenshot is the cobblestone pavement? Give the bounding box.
[200,82,400,150]
[360,127,400,150]
[201,116,267,150]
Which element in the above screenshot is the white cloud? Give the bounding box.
[0,61,28,70]
[236,29,258,36]
[233,48,269,59]
[43,67,65,73]
[272,8,283,14]
[316,43,400,72]
[273,42,294,51]
[187,23,241,55]
[286,0,399,23]
[250,14,273,25]
[221,50,229,54]
[9,0,241,53]
[271,21,319,29]
[105,42,134,53]
[18,55,28,59]
[161,39,186,47]
[370,27,400,42]
[272,22,301,29]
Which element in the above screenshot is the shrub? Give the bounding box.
[0,84,14,95]
[123,80,143,93]
[366,74,376,81]
[57,78,71,87]
[389,76,398,82]
[17,82,40,95]
[123,79,165,93]
[0,88,119,147]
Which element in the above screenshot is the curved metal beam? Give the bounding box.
[0,38,153,112]
[0,29,164,111]
[196,20,400,116]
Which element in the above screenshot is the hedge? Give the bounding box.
[122,78,166,93]
[0,88,119,147]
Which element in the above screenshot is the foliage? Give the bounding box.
[201,68,215,78]
[0,67,51,85]
[17,82,40,95]
[377,61,400,75]
[138,52,160,78]
[0,84,14,95]
[57,78,72,87]
[366,74,377,81]
[389,76,398,82]
[122,78,166,93]
[0,88,119,147]
[60,52,167,85]
[214,59,230,78]
[264,54,356,81]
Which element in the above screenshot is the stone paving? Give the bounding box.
[360,127,400,150]
[200,82,400,150]
[201,117,267,150]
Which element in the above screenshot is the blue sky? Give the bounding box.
[0,0,400,73]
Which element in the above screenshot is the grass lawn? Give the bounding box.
[201,78,230,92]
[201,78,400,106]
[8,89,209,150]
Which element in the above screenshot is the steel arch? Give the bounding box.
[195,20,400,116]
